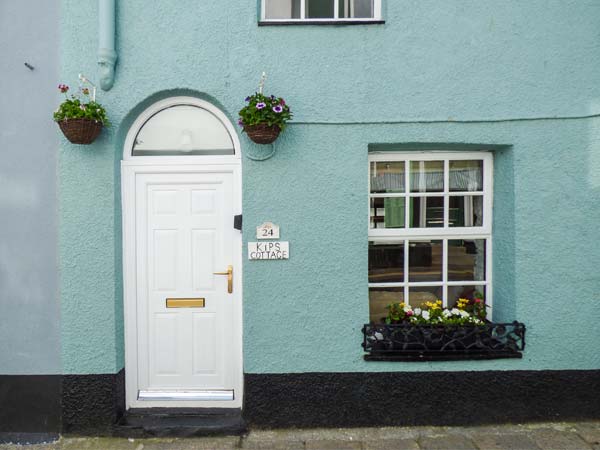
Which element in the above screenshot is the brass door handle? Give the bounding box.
[213,265,233,294]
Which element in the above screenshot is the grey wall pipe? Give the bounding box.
[98,0,117,90]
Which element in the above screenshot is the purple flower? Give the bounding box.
[58,84,69,93]
[256,102,266,110]
[273,105,283,113]
[245,96,251,102]
[238,119,244,127]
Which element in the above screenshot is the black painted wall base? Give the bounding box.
[244,370,600,428]
[62,370,125,435]
[1,369,599,437]
[0,370,124,438]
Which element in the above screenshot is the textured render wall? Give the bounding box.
[60,0,600,373]
[0,0,61,374]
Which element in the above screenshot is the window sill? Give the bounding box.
[362,321,526,362]
[258,20,385,26]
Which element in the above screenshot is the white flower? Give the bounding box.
[414,308,422,316]
[459,310,470,318]
[451,308,460,315]
[403,305,412,313]
[443,309,451,317]
[422,310,430,321]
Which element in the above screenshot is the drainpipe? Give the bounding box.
[98,0,117,91]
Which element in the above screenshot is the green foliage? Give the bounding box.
[384,295,487,326]
[53,84,109,126]
[238,92,292,131]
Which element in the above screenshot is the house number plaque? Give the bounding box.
[256,222,280,240]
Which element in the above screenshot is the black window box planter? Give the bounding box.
[362,322,526,362]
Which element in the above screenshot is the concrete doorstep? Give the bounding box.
[1,421,599,450]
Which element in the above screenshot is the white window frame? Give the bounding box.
[260,0,382,23]
[368,151,493,314]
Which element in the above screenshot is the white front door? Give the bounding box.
[123,166,242,408]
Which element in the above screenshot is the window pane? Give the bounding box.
[132,105,234,156]
[448,240,486,281]
[449,195,484,227]
[369,241,404,283]
[410,161,444,193]
[339,0,374,18]
[369,287,404,323]
[370,197,405,229]
[450,160,483,192]
[264,0,301,19]
[409,286,443,309]
[307,0,334,18]
[409,197,444,228]
[447,285,486,310]
[370,161,405,193]
[408,240,443,282]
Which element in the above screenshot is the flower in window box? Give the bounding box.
[384,296,486,326]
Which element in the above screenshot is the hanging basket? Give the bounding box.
[244,124,281,145]
[58,118,103,144]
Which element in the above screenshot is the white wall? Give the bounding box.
[0,0,60,374]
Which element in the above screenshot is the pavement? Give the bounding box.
[1,421,599,450]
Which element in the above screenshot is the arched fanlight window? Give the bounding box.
[131,104,235,156]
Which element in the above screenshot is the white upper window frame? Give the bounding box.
[368,152,493,238]
[368,151,493,312]
[260,0,382,23]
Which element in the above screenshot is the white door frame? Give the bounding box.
[121,97,243,409]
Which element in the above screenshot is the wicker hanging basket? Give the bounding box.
[244,123,281,145]
[58,118,103,144]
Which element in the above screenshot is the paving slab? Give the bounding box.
[470,433,541,450]
[529,429,593,450]
[304,439,361,450]
[362,438,420,450]
[575,423,600,446]
[60,437,138,450]
[241,439,304,449]
[419,434,478,450]
[131,436,241,449]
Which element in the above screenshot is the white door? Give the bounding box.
[124,166,242,408]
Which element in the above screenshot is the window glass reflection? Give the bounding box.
[369,241,404,283]
[370,198,406,229]
[369,287,403,323]
[132,105,234,156]
[448,240,486,281]
[410,161,444,193]
[408,240,443,282]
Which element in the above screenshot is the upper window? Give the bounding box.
[132,105,235,156]
[368,152,493,323]
[261,0,382,22]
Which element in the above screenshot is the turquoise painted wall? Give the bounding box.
[59,0,600,374]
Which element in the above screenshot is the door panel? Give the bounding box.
[134,171,237,398]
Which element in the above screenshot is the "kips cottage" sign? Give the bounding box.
[248,242,289,260]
